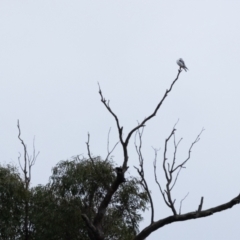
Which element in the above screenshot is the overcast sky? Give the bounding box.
[1,1,240,239]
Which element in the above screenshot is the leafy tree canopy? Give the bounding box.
[28,156,149,239]
[0,164,25,240]
[0,157,149,239]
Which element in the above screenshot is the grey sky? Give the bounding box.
[0,1,240,239]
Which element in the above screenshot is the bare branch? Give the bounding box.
[86,133,95,164]
[31,137,39,166]
[153,124,204,216]
[28,137,40,182]
[170,167,182,191]
[124,70,182,148]
[99,70,182,170]
[17,120,39,185]
[18,153,24,172]
[98,83,124,147]
[17,120,39,240]
[134,128,155,224]
[162,127,178,215]
[179,192,189,214]
[105,128,119,161]
[134,193,240,240]
[163,128,176,181]
[170,132,182,172]
[153,147,170,207]
[172,128,205,172]
[98,83,130,171]
[95,69,183,233]
[17,120,28,182]
[198,197,204,212]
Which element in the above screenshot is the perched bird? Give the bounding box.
[177,58,188,71]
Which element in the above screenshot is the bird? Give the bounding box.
[177,58,188,71]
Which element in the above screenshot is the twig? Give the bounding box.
[162,127,177,215]
[153,147,170,207]
[179,192,189,214]
[105,128,119,161]
[170,167,182,191]
[198,197,204,212]
[163,128,176,181]
[98,83,124,147]
[172,128,205,172]
[86,133,95,164]
[134,128,155,224]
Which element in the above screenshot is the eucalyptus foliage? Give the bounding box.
[43,156,149,239]
[0,164,25,239]
[0,156,147,239]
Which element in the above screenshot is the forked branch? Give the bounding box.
[95,69,183,235]
[98,83,124,147]
[153,148,170,208]
[105,128,119,161]
[179,192,189,214]
[134,128,155,224]
[98,69,182,169]
[17,120,39,240]
[134,193,240,240]
[124,69,182,148]
[172,128,205,172]
[17,120,39,188]
[153,124,204,216]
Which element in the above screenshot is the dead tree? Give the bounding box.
[17,120,39,240]
[82,67,240,240]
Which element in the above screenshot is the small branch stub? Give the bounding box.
[198,197,204,212]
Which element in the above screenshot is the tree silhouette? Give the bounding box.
[81,67,240,240]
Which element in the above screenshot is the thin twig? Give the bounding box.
[172,128,205,172]
[170,133,182,172]
[134,128,155,224]
[153,147,171,207]
[170,167,182,191]
[105,128,119,161]
[98,83,124,147]
[86,133,95,164]
[179,192,189,214]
